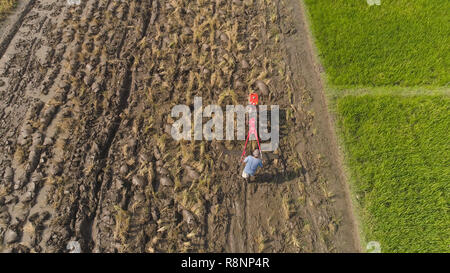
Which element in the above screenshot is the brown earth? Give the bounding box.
[0,0,360,253]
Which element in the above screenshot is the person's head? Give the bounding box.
[253,149,260,158]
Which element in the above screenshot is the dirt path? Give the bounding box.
[0,0,359,253]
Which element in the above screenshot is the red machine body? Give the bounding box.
[249,93,259,105]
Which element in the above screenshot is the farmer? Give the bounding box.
[242,149,263,180]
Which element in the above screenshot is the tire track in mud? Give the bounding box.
[83,56,135,250]
[0,0,37,60]
[0,0,73,252]
[88,4,154,248]
[88,1,158,253]
[63,0,156,252]
[40,0,115,252]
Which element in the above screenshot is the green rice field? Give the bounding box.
[304,0,450,87]
[337,95,449,252]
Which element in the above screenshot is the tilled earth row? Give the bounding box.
[0,0,359,253]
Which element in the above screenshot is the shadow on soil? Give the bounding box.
[250,170,299,185]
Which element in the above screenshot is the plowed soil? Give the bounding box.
[0,0,360,253]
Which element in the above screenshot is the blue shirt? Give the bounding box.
[244,156,263,176]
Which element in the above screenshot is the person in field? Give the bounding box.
[242,149,263,180]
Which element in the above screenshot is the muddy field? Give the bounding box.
[0,0,359,253]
